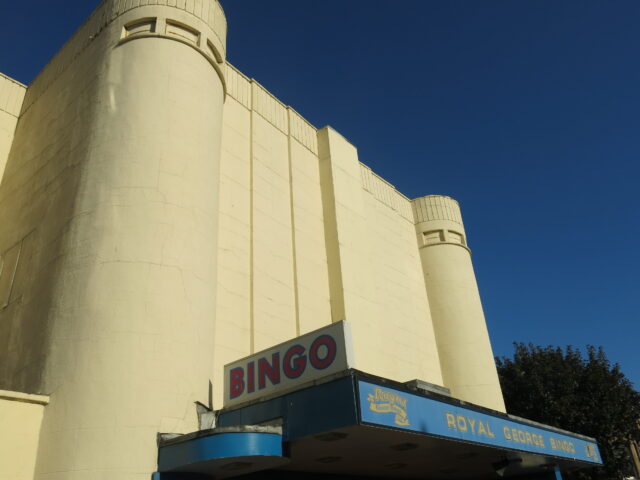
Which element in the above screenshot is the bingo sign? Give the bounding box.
[224,322,354,407]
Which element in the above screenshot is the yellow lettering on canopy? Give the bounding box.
[457,415,468,432]
[478,421,487,436]
[550,439,576,453]
[503,426,512,440]
[468,418,476,434]
[486,422,495,438]
[368,388,410,426]
[585,443,598,460]
[446,413,456,429]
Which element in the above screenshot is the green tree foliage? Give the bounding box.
[496,344,640,480]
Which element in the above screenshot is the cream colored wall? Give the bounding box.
[0,1,227,479]
[360,165,443,385]
[0,5,508,479]
[318,127,444,387]
[213,65,332,407]
[217,87,446,391]
[289,123,330,335]
[0,74,25,185]
[215,89,445,395]
[218,68,506,409]
[0,391,49,480]
[214,88,252,395]
[413,195,505,411]
[251,102,297,351]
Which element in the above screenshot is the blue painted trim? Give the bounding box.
[158,432,283,472]
[217,371,601,471]
[358,381,603,465]
[554,466,563,480]
[218,375,358,441]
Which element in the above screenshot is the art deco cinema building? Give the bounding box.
[0,1,602,479]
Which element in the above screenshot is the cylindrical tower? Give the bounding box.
[0,1,227,479]
[412,195,505,412]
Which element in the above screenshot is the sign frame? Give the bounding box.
[357,380,602,464]
[223,321,354,408]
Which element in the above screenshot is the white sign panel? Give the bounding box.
[223,321,354,408]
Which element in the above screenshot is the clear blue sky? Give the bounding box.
[1,1,638,388]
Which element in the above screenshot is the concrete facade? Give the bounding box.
[0,391,49,480]
[0,1,505,478]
